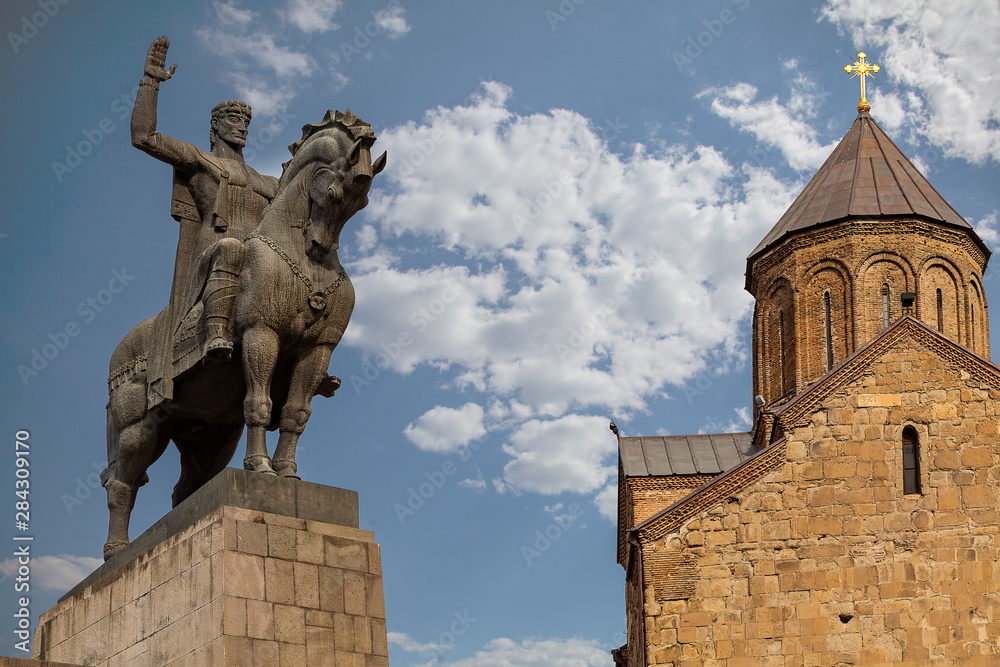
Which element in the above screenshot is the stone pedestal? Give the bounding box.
[32,469,389,666]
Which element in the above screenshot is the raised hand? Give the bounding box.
[144,36,178,82]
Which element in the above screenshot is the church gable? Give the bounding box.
[629,317,1000,664]
[616,432,757,566]
[774,314,1000,436]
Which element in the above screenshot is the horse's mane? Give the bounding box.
[279,109,375,184]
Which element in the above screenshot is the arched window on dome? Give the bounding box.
[936,289,943,333]
[972,304,976,352]
[902,427,921,495]
[881,283,890,329]
[778,308,787,395]
[824,291,833,371]
[969,280,985,354]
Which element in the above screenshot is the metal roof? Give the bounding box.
[748,111,981,262]
[619,432,757,477]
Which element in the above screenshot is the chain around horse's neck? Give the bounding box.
[246,233,346,309]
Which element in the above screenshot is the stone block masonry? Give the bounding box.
[0,659,84,667]
[32,470,388,666]
[637,333,1000,665]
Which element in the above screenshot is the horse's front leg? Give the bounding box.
[271,345,334,479]
[242,325,280,475]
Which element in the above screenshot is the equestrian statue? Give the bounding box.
[101,37,386,560]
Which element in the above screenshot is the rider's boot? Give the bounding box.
[202,240,246,362]
[203,277,237,361]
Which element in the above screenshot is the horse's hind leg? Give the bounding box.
[272,345,334,479]
[242,325,280,475]
[103,402,169,560]
[172,423,244,507]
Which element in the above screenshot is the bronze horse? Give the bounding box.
[101,110,385,559]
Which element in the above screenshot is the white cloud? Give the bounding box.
[972,212,1000,247]
[200,5,314,78]
[388,630,453,654]
[434,636,611,666]
[594,483,618,523]
[330,68,352,94]
[197,0,411,116]
[404,403,487,453]
[213,0,255,26]
[501,415,616,495]
[284,0,343,33]
[543,501,586,530]
[868,89,907,132]
[699,406,752,435]
[225,74,299,118]
[822,0,1000,163]
[350,81,796,496]
[492,478,511,494]
[458,471,487,493]
[344,264,505,375]
[701,64,839,172]
[374,6,411,38]
[0,554,103,593]
[356,82,791,409]
[197,2,316,117]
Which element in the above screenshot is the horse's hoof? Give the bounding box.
[273,459,300,480]
[104,540,129,561]
[244,455,277,476]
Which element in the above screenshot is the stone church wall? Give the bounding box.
[641,337,1000,665]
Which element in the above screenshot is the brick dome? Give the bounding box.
[747,112,991,408]
[748,111,987,268]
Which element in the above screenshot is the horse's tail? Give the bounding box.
[102,407,116,488]
[105,314,157,487]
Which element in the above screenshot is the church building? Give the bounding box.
[613,54,1000,665]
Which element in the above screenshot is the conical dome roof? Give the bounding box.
[748,111,985,263]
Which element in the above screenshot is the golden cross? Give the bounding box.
[844,51,880,113]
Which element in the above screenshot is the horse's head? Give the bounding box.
[279,109,387,262]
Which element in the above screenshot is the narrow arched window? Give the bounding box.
[824,291,833,371]
[778,308,786,395]
[971,304,976,352]
[902,427,920,494]
[936,289,943,333]
[882,284,890,329]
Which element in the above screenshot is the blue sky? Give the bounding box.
[1,0,999,664]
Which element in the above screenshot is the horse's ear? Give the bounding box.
[348,138,364,166]
[372,151,387,176]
